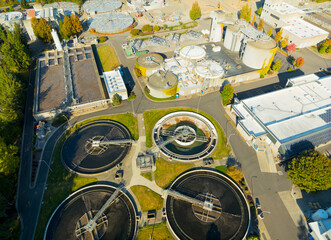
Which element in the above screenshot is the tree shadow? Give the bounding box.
[226,154,242,169]
[297,215,309,239]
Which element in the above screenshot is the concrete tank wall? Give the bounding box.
[242,43,276,69]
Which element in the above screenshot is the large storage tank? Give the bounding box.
[242,39,277,69]
[179,45,206,61]
[223,25,244,52]
[311,209,328,221]
[136,53,163,77]
[147,70,178,98]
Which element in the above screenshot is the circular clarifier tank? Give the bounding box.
[152,111,218,161]
[166,169,250,240]
[44,184,137,240]
[62,120,132,175]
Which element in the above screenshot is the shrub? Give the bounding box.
[256,7,262,16]
[326,46,331,53]
[128,91,136,101]
[153,25,160,32]
[162,24,167,30]
[112,94,122,106]
[142,24,153,32]
[189,2,201,20]
[98,36,107,43]
[272,60,282,72]
[221,84,234,106]
[130,29,141,36]
[287,67,295,72]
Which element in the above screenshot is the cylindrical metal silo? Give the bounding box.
[224,25,244,52]
[242,39,277,69]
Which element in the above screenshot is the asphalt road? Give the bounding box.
[16,30,331,240]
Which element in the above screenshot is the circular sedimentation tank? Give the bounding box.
[62,120,131,175]
[179,45,206,61]
[88,13,133,33]
[136,53,163,77]
[83,0,122,14]
[194,60,224,79]
[44,184,137,240]
[147,70,178,98]
[152,111,218,161]
[166,169,250,240]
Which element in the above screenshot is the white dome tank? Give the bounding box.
[242,39,277,69]
[311,209,328,221]
[326,207,331,217]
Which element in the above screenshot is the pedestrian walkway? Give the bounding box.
[256,149,277,173]
[278,191,308,229]
[127,114,164,196]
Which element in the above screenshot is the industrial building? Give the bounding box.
[0,12,23,29]
[103,68,128,101]
[223,19,277,70]
[309,208,331,240]
[261,0,305,28]
[209,10,234,43]
[147,70,178,98]
[231,74,331,157]
[34,45,108,120]
[261,0,328,48]
[135,53,163,77]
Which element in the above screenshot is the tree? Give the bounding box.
[288,150,331,193]
[293,57,304,68]
[251,14,256,26]
[286,43,296,53]
[274,28,283,45]
[257,19,264,31]
[318,38,331,54]
[245,7,252,23]
[221,84,234,106]
[70,13,82,37]
[271,60,282,72]
[130,29,140,36]
[189,2,201,21]
[280,35,289,49]
[141,24,153,32]
[226,166,243,182]
[240,4,252,23]
[31,17,52,42]
[256,7,262,16]
[20,0,29,9]
[267,26,273,37]
[112,94,122,106]
[0,137,19,176]
[0,27,30,73]
[153,25,160,32]
[60,16,73,39]
[247,236,260,240]
[0,67,23,122]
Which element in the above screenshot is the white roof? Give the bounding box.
[179,45,206,60]
[103,69,127,94]
[271,2,305,15]
[234,75,331,142]
[287,73,320,86]
[283,18,329,39]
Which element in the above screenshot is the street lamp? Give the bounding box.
[62,112,72,129]
[39,160,53,172]
[227,132,236,144]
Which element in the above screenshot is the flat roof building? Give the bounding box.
[103,68,128,101]
[261,0,328,48]
[231,74,331,157]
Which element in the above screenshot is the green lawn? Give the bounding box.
[143,108,230,158]
[137,223,174,240]
[215,165,228,173]
[70,113,139,140]
[130,185,163,212]
[154,158,194,189]
[141,172,153,181]
[34,135,97,240]
[97,46,120,71]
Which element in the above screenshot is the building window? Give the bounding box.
[270,13,280,20]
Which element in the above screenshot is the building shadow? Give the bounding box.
[206,223,221,240]
[121,67,135,94]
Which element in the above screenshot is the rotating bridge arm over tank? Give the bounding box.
[82,185,124,234]
[152,131,186,153]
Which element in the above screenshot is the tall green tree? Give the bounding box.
[0,67,23,122]
[60,15,73,39]
[20,0,29,9]
[0,137,19,176]
[267,26,273,37]
[280,35,289,49]
[288,150,331,193]
[274,28,283,45]
[189,2,201,21]
[31,17,52,42]
[0,28,30,72]
[221,84,234,106]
